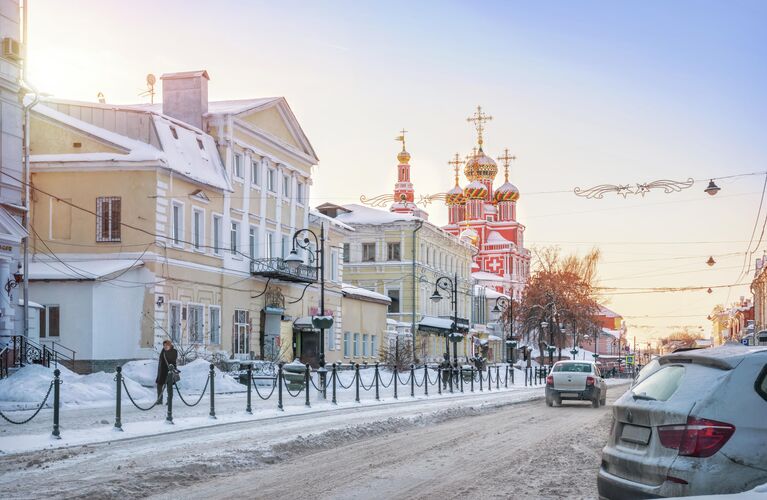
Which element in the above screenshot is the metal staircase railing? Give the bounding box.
[0,335,77,377]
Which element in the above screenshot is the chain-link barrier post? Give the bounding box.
[511,365,515,385]
[470,366,475,392]
[52,369,61,439]
[304,363,311,408]
[393,365,398,399]
[459,367,464,393]
[166,365,174,424]
[504,365,509,389]
[331,363,337,405]
[246,364,252,414]
[410,364,415,398]
[487,365,492,392]
[437,366,442,395]
[355,363,360,403]
[114,366,123,431]
[496,365,500,389]
[374,363,380,401]
[479,366,484,391]
[209,363,216,419]
[277,362,284,411]
[424,365,429,397]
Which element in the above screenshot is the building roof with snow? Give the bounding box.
[341,283,391,305]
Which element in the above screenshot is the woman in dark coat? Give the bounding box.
[155,340,178,404]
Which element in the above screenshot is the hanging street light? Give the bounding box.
[704,179,721,196]
[706,256,716,267]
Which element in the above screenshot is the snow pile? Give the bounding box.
[122,358,245,394]
[0,364,153,408]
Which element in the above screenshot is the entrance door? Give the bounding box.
[299,331,319,368]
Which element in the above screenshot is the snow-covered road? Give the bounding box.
[0,381,631,499]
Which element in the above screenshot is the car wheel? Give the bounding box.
[600,395,607,406]
[592,393,600,408]
[554,396,562,407]
[546,397,553,407]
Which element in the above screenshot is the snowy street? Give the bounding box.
[0,380,631,499]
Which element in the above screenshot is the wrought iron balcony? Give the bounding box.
[250,257,317,283]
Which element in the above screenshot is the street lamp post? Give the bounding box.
[284,224,326,368]
[491,296,514,364]
[430,274,460,365]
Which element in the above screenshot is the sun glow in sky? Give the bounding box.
[28,0,767,345]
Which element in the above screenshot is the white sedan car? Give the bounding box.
[545,360,607,407]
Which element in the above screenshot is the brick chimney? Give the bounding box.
[160,70,209,130]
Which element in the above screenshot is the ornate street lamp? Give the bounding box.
[706,256,716,267]
[285,225,328,368]
[430,274,460,365]
[704,179,721,196]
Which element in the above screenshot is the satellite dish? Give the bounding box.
[146,74,156,86]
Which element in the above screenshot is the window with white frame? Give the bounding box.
[233,309,250,355]
[282,174,290,198]
[192,208,204,251]
[387,289,400,313]
[387,242,401,261]
[362,243,376,262]
[171,202,183,246]
[188,305,204,343]
[233,153,243,179]
[371,335,377,357]
[96,196,121,242]
[330,249,339,281]
[362,334,368,356]
[209,306,221,345]
[230,221,240,255]
[343,243,350,263]
[212,215,222,255]
[169,303,181,343]
[249,227,257,259]
[251,160,260,186]
[297,182,304,204]
[353,333,360,356]
[326,324,336,351]
[39,305,60,338]
[267,168,276,192]
[343,332,350,357]
[266,231,275,259]
[281,235,290,258]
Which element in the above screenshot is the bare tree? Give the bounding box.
[380,338,415,371]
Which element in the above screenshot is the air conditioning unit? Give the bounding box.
[2,38,21,61]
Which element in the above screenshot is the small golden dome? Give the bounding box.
[397,150,411,164]
[464,180,488,199]
[464,150,498,181]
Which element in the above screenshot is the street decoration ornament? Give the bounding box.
[574,178,695,199]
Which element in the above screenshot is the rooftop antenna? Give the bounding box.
[138,73,156,103]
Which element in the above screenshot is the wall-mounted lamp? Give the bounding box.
[156,296,164,308]
[4,266,22,296]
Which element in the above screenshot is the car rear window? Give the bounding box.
[630,365,685,401]
[553,363,592,373]
[757,365,767,402]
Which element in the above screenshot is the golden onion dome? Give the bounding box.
[494,181,520,203]
[397,149,411,164]
[464,150,498,181]
[464,180,488,200]
[445,184,466,205]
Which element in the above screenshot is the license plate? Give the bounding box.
[621,424,651,445]
[560,392,577,397]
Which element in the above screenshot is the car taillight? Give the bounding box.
[586,376,595,385]
[546,375,553,385]
[658,417,735,458]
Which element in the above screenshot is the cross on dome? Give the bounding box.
[466,105,493,150]
[395,128,408,151]
[448,153,463,186]
[497,148,516,182]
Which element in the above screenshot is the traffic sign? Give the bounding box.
[626,355,635,365]
[741,338,750,346]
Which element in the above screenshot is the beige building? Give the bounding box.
[27,70,332,371]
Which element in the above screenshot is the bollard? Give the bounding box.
[504,365,508,389]
[166,364,174,424]
[52,369,61,439]
[524,366,528,386]
[305,363,311,407]
[246,364,252,414]
[331,363,338,405]
[470,366,475,392]
[460,368,464,393]
[437,367,442,395]
[209,363,217,419]
[448,367,453,394]
[277,363,284,411]
[424,365,429,397]
[480,366,484,391]
[511,365,515,385]
[114,366,123,431]
[374,363,380,401]
[487,365,492,392]
[410,364,415,398]
[393,364,398,399]
[355,364,361,403]
[496,365,500,389]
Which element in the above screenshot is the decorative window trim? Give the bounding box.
[170,200,185,248]
[95,196,121,243]
[192,207,205,252]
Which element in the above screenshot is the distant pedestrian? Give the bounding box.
[155,340,178,404]
[440,353,451,389]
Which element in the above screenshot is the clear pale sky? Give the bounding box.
[28,0,767,346]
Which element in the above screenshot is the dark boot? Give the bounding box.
[155,384,164,404]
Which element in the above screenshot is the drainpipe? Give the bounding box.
[21,0,39,338]
[411,220,423,361]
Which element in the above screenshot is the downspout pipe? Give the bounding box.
[411,219,423,361]
[21,0,39,338]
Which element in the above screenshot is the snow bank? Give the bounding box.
[122,358,244,393]
[0,364,153,408]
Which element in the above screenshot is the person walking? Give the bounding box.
[155,340,178,404]
[439,352,451,389]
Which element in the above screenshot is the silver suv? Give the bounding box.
[598,344,767,498]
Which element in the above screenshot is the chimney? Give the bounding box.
[160,70,209,130]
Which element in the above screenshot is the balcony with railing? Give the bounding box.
[250,257,317,283]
